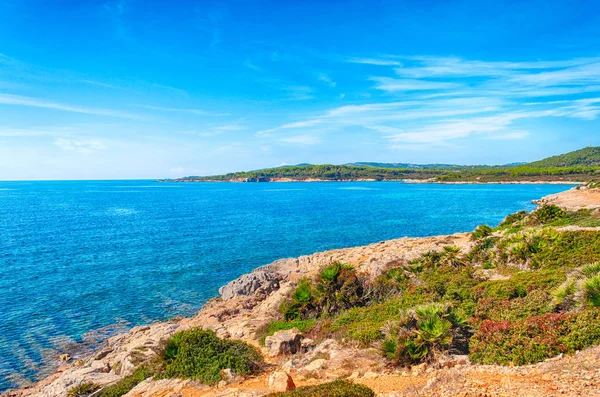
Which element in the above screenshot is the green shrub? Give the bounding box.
[481,261,495,269]
[266,380,375,397]
[496,211,527,229]
[530,205,566,225]
[527,231,600,269]
[98,366,153,397]
[259,319,317,345]
[282,263,364,321]
[159,329,263,386]
[472,225,493,240]
[475,269,565,300]
[582,262,600,278]
[551,279,577,307]
[282,279,318,321]
[330,292,431,345]
[266,320,317,335]
[382,303,468,364]
[584,275,600,307]
[472,289,553,328]
[469,309,600,365]
[68,383,100,397]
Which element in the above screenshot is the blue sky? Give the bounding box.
[1,0,599,179]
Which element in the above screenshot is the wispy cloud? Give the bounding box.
[254,55,600,147]
[137,104,226,116]
[282,85,314,101]
[280,134,321,145]
[54,138,106,154]
[348,57,403,66]
[317,73,336,88]
[0,93,139,118]
[370,77,463,92]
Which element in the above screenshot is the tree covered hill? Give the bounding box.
[528,147,600,168]
[167,147,600,183]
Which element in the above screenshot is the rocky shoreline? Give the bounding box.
[4,185,599,397]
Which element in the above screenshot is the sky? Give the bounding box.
[1,0,600,180]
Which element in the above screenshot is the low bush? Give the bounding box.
[472,289,553,328]
[469,309,600,365]
[259,319,317,345]
[281,263,364,321]
[266,380,375,397]
[496,211,527,230]
[98,366,154,397]
[529,205,566,225]
[382,303,468,364]
[68,383,100,397]
[475,269,564,301]
[330,291,431,345]
[472,224,493,240]
[159,328,263,386]
[584,275,600,307]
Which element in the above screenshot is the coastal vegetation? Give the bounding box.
[167,147,600,183]
[266,380,375,396]
[158,328,264,385]
[260,203,600,368]
[81,329,264,397]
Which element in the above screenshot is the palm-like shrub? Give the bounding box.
[382,303,467,364]
[584,275,600,307]
[472,224,493,240]
[282,263,364,320]
[582,262,600,278]
[549,263,600,309]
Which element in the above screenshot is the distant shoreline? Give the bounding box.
[161,178,583,185]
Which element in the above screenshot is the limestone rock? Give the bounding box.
[268,371,296,393]
[264,328,303,357]
[219,270,282,300]
[304,358,327,372]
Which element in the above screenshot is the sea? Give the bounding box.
[0,180,573,391]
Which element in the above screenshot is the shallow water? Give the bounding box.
[0,180,572,390]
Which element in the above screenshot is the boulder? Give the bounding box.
[219,270,282,300]
[304,358,327,372]
[264,328,303,357]
[268,371,296,392]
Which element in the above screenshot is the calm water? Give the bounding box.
[0,180,572,390]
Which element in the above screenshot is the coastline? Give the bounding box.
[3,184,593,397]
[164,178,584,185]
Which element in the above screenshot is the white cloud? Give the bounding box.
[280,135,321,145]
[137,104,223,116]
[348,57,403,66]
[486,131,530,140]
[370,77,463,92]
[53,139,106,154]
[0,93,138,118]
[282,85,314,101]
[317,73,336,88]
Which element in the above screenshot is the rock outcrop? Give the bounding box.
[264,328,304,357]
[267,372,295,393]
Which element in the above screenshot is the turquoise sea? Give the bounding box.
[0,180,573,390]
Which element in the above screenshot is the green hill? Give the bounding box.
[529,146,600,168]
[165,147,600,183]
